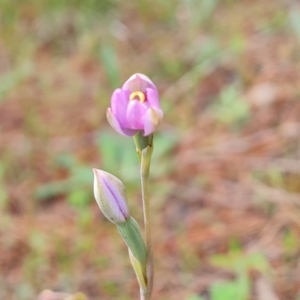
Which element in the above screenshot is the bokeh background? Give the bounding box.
[1,0,300,299]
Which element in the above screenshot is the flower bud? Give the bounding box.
[93,168,130,224]
[107,73,163,137]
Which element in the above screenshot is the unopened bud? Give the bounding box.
[93,169,130,224]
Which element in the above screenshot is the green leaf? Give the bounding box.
[210,277,250,300]
[117,217,147,269]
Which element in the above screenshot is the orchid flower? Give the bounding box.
[107,73,163,136]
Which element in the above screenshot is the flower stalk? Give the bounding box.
[134,132,154,299]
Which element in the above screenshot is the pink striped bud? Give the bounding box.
[93,169,130,224]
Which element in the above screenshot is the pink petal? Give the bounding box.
[146,88,160,108]
[123,73,157,92]
[101,173,129,219]
[126,101,147,130]
[106,108,136,136]
[143,107,163,136]
[110,89,130,127]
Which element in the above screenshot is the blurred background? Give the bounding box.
[1,0,300,299]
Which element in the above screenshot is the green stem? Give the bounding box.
[140,288,150,300]
[141,149,153,296]
[134,133,154,298]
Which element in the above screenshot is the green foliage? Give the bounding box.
[210,273,250,300]
[212,84,250,127]
[28,231,48,255]
[152,132,178,177]
[98,131,178,183]
[0,0,116,22]
[14,283,35,300]
[267,168,286,189]
[230,34,246,54]
[186,274,250,300]
[68,189,91,207]
[35,154,93,207]
[40,0,117,13]
[0,63,33,102]
[209,248,270,300]
[187,243,270,300]
[35,130,178,207]
[183,0,220,26]
[211,251,270,274]
[102,280,119,296]
[0,163,8,210]
[99,44,121,88]
[253,168,285,189]
[289,8,300,42]
[283,228,299,257]
[98,132,139,184]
